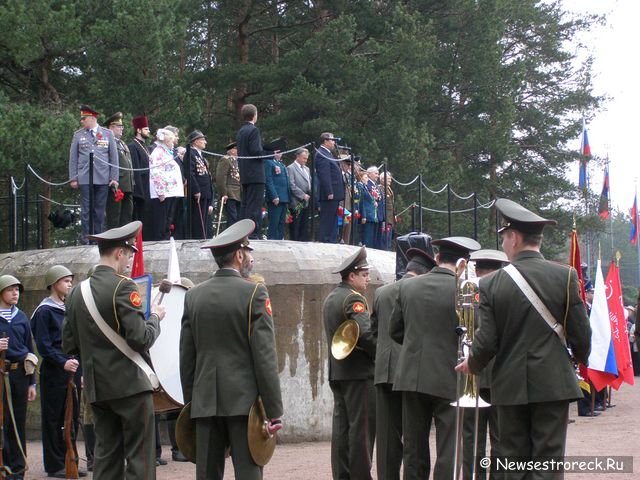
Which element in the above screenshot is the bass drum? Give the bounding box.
[149,283,187,413]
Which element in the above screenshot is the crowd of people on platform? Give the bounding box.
[67,104,396,249]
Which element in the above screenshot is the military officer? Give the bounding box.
[461,249,508,480]
[62,221,166,480]
[323,246,377,480]
[389,236,481,480]
[68,105,119,244]
[216,142,242,229]
[31,266,84,478]
[456,199,591,479]
[179,219,283,480]
[105,112,135,229]
[371,247,436,480]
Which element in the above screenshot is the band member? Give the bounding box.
[323,246,376,480]
[390,236,481,480]
[128,115,151,231]
[105,112,135,229]
[456,199,591,477]
[62,221,165,480]
[68,105,119,244]
[185,130,214,239]
[216,142,242,229]
[315,133,345,243]
[461,249,508,480]
[180,219,283,479]
[371,248,436,480]
[0,275,38,480]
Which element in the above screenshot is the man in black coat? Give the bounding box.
[128,116,152,237]
[315,132,345,243]
[236,104,282,239]
[185,130,214,239]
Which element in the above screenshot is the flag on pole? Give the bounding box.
[598,167,609,219]
[579,122,591,189]
[168,236,181,284]
[587,259,618,391]
[569,223,586,303]
[131,228,145,277]
[630,195,638,245]
[605,260,634,388]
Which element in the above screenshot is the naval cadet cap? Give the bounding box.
[187,130,206,144]
[406,248,437,270]
[105,112,124,126]
[333,246,371,275]
[433,236,481,258]
[0,275,23,294]
[470,249,509,269]
[88,221,141,253]
[225,141,237,151]
[201,219,255,255]
[495,198,557,234]
[80,105,99,117]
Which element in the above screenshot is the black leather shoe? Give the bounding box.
[172,450,189,462]
[79,470,88,477]
[578,411,601,417]
[156,458,168,466]
[48,471,67,479]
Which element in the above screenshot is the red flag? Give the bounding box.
[605,261,634,388]
[569,226,586,303]
[131,228,145,277]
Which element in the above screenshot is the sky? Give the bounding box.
[562,0,640,211]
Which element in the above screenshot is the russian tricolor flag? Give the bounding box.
[578,123,591,189]
[587,259,618,392]
[630,195,638,246]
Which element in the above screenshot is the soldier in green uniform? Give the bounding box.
[461,249,508,480]
[215,142,242,229]
[371,247,436,480]
[323,246,377,480]
[389,236,481,480]
[179,219,283,480]
[62,221,166,480]
[457,199,591,480]
[105,112,135,229]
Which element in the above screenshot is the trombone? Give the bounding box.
[452,258,490,480]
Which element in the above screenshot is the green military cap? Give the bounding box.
[201,219,254,255]
[333,246,371,275]
[496,198,557,234]
[0,275,23,293]
[105,112,124,126]
[88,220,141,252]
[433,236,481,258]
[470,249,509,270]
[406,248,436,270]
[225,141,237,151]
[45,265,74,289]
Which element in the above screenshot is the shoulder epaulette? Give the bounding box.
[115,273,133,281]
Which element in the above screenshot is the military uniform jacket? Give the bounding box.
[180,269,283,419]
[469,250,591,405]
[371,281,402,386]
[389,267,459,400]
[69,125,118,185]
[129,139,150,200]
[115,138,134,193]
[264,158,290,203]
[62,265,161,403]
[215,155,241,201]
[186,146,213,199]
[323,283,376,381]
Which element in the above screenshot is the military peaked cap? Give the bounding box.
[225,141,237,151]
[201,219,255,255]
[105,112,123,126]
[470,249,509,270]
[496,198,557,234]
[333,246,371,275]
[88,221,141,252]
[406,248,437,270]
[433,236,481,258]
[80,105,99,117]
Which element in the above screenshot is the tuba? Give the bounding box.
[452,258,490,480]
[331,319,360,360]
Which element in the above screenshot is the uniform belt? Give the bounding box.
[4,361,20,371]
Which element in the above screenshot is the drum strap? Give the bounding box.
[80,279,160,389]
[503,264,567,347]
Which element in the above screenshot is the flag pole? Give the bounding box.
[607,154,614,257]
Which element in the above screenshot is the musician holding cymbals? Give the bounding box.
[62,220,166,480]
[456,199,591,477]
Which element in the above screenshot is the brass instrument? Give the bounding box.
[331,319,360,360]
[452,258,490,480]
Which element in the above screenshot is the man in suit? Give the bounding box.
[185,130,214,239]
[287,148,312,241]
[389,236,481,480]
[62,221,166,480]
[68,105,119,244]
[216,142,242,229]
[323,246,377,480]
[105,112,135,229]
[456,199,592,478]
[128,115,151,232]
[236,104,282,239]
[371,247,436,480]
[180,219,283,480]
[315,132,345,243]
